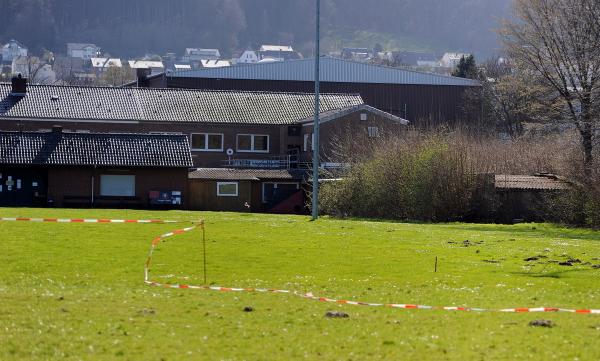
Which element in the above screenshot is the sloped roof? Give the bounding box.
[129,60,164,69]
[189,168,304,181]
[0,83,364,125]
[0,130,192,167]
[495,174,571,191]
[260,45,294,52]
[91,58,122,68]
[171,56,480,86]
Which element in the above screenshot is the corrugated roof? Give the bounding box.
[0,130,192,167]
[495,175,571,191]
[171,56,480,86]
[189,168,304,181]
[0,83,363,125]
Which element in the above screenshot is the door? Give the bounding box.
[0,168,48,207]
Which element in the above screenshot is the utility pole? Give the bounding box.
[311,0,321,220]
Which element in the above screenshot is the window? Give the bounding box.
[360,113,368,121]
[217,182,239,197]
[303,133,314,152]
[100,175,135,197]
[236,134,269,153]
[191,133,224,151]
[368,126,380,138]
[262,182,300,203]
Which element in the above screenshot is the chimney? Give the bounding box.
[10,74,27,96]
[136,68,152,87]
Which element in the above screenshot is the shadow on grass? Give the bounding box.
[511,267,598,279]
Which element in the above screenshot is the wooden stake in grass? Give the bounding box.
[201,220,207,285]
[435,256,438,273]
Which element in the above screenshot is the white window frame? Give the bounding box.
[217,182,239,197]
[368,126,380,138]
[190,133,224,152]
[303,133,315,152]
[236,134,270,153]
[262,182,300,203]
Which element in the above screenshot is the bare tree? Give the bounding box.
[500,0,600,176]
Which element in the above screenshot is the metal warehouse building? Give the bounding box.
[140,57,481,124]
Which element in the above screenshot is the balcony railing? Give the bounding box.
[223,155,295,169]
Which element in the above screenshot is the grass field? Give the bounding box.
[1,208,600,360]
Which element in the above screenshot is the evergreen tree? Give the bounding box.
[452,55,478,79]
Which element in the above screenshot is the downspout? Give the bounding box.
[91,165,96,207]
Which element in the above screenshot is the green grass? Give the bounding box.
[1,208,600,360]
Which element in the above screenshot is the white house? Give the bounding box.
[237,50,259,64]
[259,45,294,52]
[259,45,300,61]
[439,52,471,68]
[11,56,56,84]
[90,58,122,74]
[184,48,221,62]
[2,40,28,63]
[128,60,164,75]
[67,43,101,59]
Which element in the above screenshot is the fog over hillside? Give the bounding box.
[0,0,512,58]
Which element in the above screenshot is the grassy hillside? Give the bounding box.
[1,208,599,360]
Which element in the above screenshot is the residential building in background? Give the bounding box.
[67,43,101,59]
[439,52,471,68]
[128,60,164,75]
[259,45,300,61]
[183,48,221,62]
[237,50,260,64]
[90,58,122,75]
[1,40,28,63]
[200,60,231,68]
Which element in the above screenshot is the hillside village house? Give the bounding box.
[0,77,406,212]
[237,50,260,64]
[128,60,164,75]
[67,43,101,60]
[90,58,122,75]
[1,40,28,63]
[259,45,300,61]
[439,52,471,68]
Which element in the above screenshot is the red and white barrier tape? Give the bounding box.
[2,216,598,315]
[144,225,600,315]
[0,217,180,224]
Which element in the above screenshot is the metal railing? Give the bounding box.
[222,155,295,169]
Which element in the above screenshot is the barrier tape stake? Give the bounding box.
[201,220,207,286]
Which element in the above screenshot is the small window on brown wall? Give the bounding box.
[191,133,223,151]
[236,134,269,153]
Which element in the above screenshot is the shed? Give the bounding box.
[493,174,571,223]
[188,168,305,213]
[0,128,192,208]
